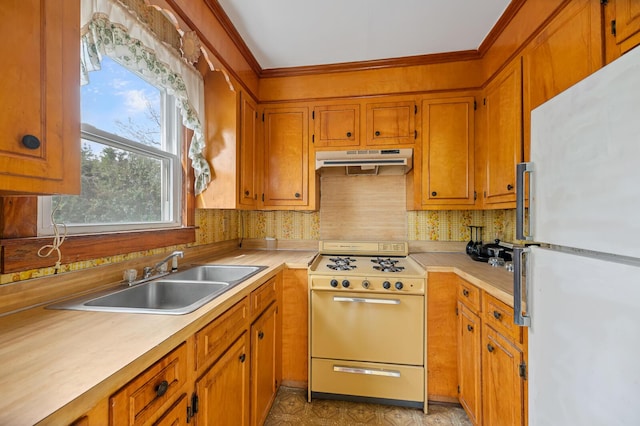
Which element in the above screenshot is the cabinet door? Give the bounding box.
[458,302,482,425]
[251,303,279,426]
[313,104,359,147]
[365,101,417,146]
[195,333,250,426]
[239,93,258,208]
[614,0,640,54]
[523,0,603,161]
[482,326,525,426]
[262,107,309,207]
[0,0,80,194]
[420,97,475,207]
[483,59,522,206]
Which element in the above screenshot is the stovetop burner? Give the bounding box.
[371,257,405,273]
[327,257,357,271]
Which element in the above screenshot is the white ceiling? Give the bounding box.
[217,0,512,69]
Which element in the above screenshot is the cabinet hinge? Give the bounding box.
[414,130,418,139]
[474,191,477,201]
[262,113,265,122]
[483,98,486,106]
[600,0,608,5]
[262,193,265,202]
[414,104,417,114]
[312,134,315,143]
[611,20,617,36]
[457,385,460,394]
[483,191,487,198]
[519,362,527,379]
[312,111,315,119]
[187,392,199,422]
[455,307,459,316]
[255,111,258,119]
[473,100,477,110]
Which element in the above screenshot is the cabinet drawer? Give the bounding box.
[457,280,481,311]
[483,294,523,344]
[195,297,248,372]
[110,343,187,426]
[153,393,188,426]
[251,277,277,317]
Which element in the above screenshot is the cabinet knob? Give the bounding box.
[431,191,437,197]
[507,184,514,191]
[493,310,502,320]
[467,324,474,332]
[375,131,381,137]
[294,192,300,198]
[239,353,246,363]
[462,289,469,297]
[155,380,169,397]
[244,190,250,196]
[487,344,495,353]
[346,131,352,137]
[258,331,264,340]
[21,134,41,150]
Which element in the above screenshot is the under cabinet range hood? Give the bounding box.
[315,148,413,175]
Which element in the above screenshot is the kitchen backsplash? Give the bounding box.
[0,208,514,285]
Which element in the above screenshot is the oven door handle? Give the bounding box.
[332,296,400,305]
[333,365,401,378]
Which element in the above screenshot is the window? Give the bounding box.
[39,56,182,235]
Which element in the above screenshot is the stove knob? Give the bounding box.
[383,281,391,290]
[395,281,404,290]
[342,279,350,288]
[330,279,338,288]
[362,280,370,289]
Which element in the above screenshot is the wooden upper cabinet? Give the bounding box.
[0,0,80,195]
[523,0,603,160]
[239,93,258,208]
[417,96,475,208]
[365,100,417,146]
[312,104,359,148]
[483,58,522,207]
[262,106,311,209]
[613,0,640,54]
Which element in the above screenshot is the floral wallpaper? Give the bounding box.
[0,208,515,285]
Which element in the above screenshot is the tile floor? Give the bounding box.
[265,387,472,425]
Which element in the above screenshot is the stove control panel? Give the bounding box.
[310,277,424,294]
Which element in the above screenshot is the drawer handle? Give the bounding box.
[258,331,264,340]
[462,289,470,297]
[244,190,250,196]
[333,365,401,378]
[239,353,246,363]
[155,380,169,397]
[467,324,474,332]
[333,296,400,305]
[487,344,495,353]
[493,311,503,320]
[22,134,41,150]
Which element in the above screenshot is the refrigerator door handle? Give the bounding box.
[516,162,534,241]
[513,246,531,327]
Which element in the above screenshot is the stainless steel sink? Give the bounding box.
[47,265,268,315]
[169,265,266,285]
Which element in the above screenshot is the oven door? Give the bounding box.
[311,290,424,365]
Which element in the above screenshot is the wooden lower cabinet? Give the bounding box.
[454,278,527,426]
[457,302,482,425]
[251,303,279,426]
[195,332,251,426]
[482,325,526,426]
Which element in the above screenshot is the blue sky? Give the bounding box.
[81,56,161,146]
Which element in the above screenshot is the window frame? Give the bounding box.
[38,77,184,237]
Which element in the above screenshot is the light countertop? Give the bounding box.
[0,248,514,425]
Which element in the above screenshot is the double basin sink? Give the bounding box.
[48,265,267,315]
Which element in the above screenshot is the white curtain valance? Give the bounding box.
[80,0,211,194]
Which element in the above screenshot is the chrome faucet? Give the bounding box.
[154,250,184,273]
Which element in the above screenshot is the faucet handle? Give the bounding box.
[143,266,153,278]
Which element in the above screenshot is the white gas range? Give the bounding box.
[308,241,427,410]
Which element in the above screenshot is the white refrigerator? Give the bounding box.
[514,45,640,425]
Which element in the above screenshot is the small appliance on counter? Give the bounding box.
[465,225,513,263]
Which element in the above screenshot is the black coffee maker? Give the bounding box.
[466,226,512,262]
